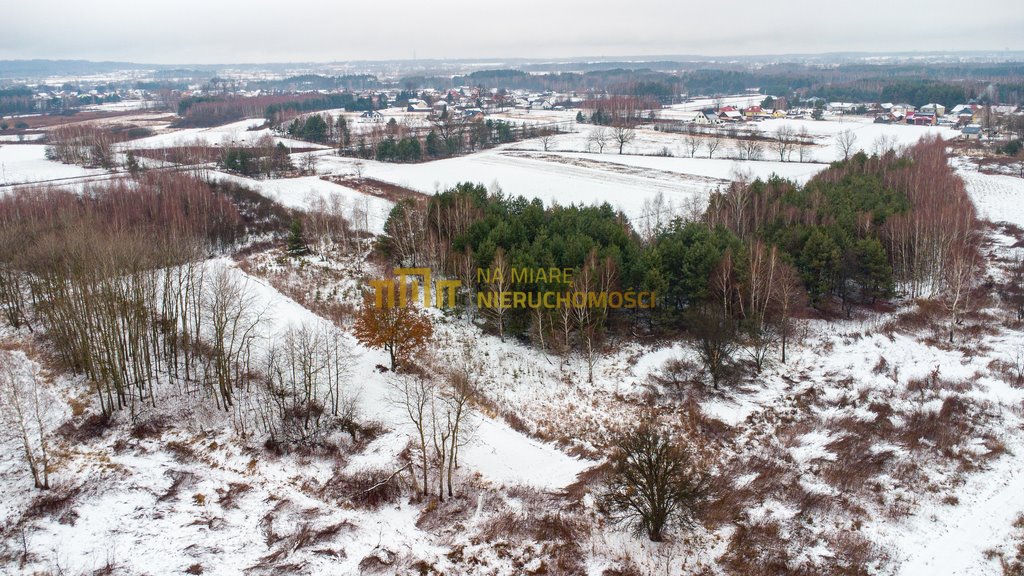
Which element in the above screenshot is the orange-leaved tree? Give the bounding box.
[353,292,433,371]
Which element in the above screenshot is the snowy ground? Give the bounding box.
[0,257,595,574]
[0,144,107,186]
[206,170,394,235]
[955,158,1024,227]
[317,150,721,222]
[1,112,1023,574]
[123,118,326,151]
[659,94,771,117]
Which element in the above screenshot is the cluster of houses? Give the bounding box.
[402,87,581,115]
[350,87,583,123]
[22,87,151,112]
[691,102,803,125]
[686,96,1021,141]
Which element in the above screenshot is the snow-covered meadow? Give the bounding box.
[123,118,327,151]
[0,144,106,186]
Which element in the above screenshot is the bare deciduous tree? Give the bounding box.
[771,125,796,161]
[600,421,709,542]
[483,247,511,342]
[706,131,722,159]
[539,132,555,152]
[571,249,616,383]
[773,261,806,364]
[682,126,703,158]
[796,126,813,162]
[300,152,317,175]
[587,127,610,153]
[943,242,980,344]
[687,301,739,389]
[872,133,898,157]
[835,129,859,161]
[612,124,636,154]
[392,373,433,498]
[736,133,765,161]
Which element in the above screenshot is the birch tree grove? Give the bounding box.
[392,368,474,501]
[206,267,266,411]
[572,249,616,383]
[0,174,261,419]
[743,240,780,373]
[257,323,357,447]
[0,351,55,489]
[882,137,979,297]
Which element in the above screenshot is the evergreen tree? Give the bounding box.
[125,150,141,176]
[800,228,839,307]
[287,219,308,255]
[337,115,350,147]
[852,238,892,303]
[425,130,442,157]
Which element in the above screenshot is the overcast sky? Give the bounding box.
[1,0,1021,64]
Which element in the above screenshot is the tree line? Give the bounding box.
[0,172,362,460]
[377,136,981,386]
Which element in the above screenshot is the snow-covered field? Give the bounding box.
[657,94,771,118]
[0,144,106,186]
[123,118,326,151]
[319,150,721,222]
[956,159,1024,227]
[207,170,394,235]
[767,117,960,162]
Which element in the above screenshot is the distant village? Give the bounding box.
[5,78,1024,148]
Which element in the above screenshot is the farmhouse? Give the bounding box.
[358,110,384,123]
[718,106,743,122]
[406,99,431,113]
[907,112,936,126]
[960,124,983,140]
[692,110,722,125]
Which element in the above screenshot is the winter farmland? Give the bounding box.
[1,78,1024,576]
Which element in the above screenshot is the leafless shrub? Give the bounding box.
[900,397,974,456]
[130,416,172,440]
[824,530,886,575]
[478,509,531,542]
[158,470,197,503]
[720,519,793,575]
[357,547,397,573]
[22,484,84,525]
[328,467,405,510]
[164,440,198,464]
[216,482,252,510]
[475,507,587,575]
[891,300,945,333]
[649,357,702,397]
[601,565,645,576]
[822,431,894,492]
[255,521,352,568]
[55,413,112,443]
